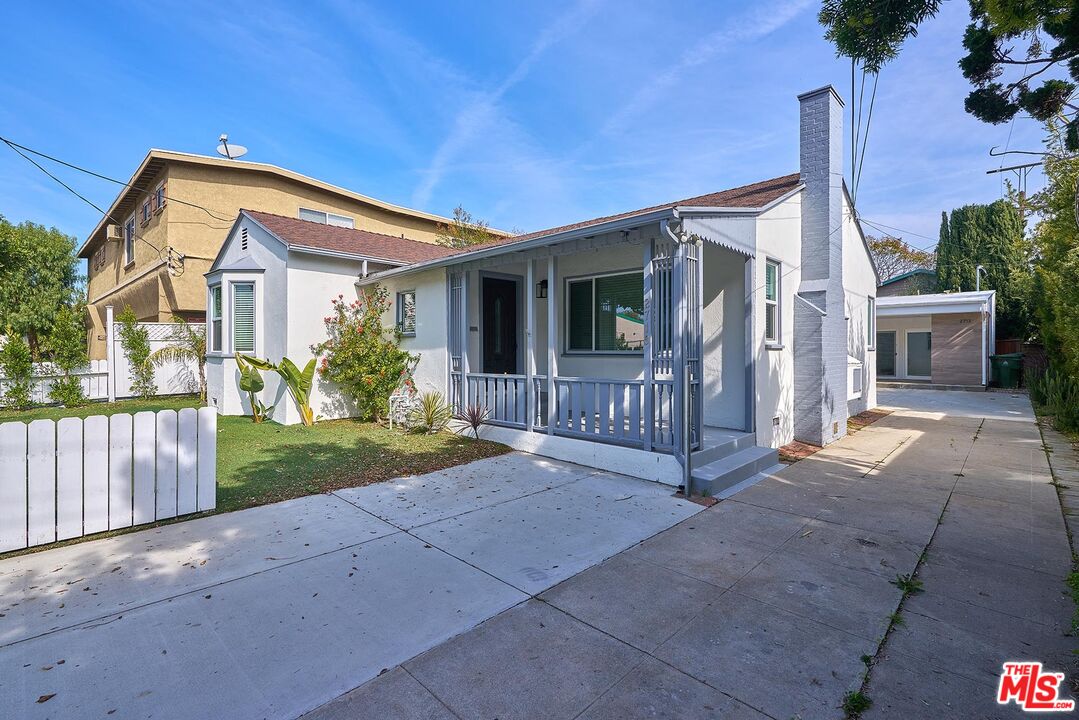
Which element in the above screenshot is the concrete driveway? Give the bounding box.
[0,453,699,720]
[308,389,1076,720]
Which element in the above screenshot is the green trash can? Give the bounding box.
[990,353,1023,388]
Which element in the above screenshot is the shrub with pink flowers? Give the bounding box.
[311,285,417,420]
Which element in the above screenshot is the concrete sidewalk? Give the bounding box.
[308,390,1076,720]
[0,453,699,720]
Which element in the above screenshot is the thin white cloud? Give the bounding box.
[600,0,815,138]
[411,0,601,208]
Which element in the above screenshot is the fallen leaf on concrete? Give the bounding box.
[36,694,55,704]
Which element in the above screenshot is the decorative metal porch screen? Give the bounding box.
[646,237,702,456]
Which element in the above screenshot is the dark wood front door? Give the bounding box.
[482,277,518,374]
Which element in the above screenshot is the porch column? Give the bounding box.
[460,270,471,411]
[744,256,755,433]
[525,259,535,431]
[672,241,687,461]
[105,304,116,402]
[642,241,653,451]
[546,255,557,435]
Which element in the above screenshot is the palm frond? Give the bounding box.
[145,344,198,367]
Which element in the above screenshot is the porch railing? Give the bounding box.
[465,373,530,428]
[461,373,676,451]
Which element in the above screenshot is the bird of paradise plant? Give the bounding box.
[237,354,317,427]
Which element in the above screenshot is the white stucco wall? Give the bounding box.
[279,253,371,424]
[205,218,287,420]
[378,267,450,398]
[843,193,878,414]
[752,194,802,448]
[702,243,746,429]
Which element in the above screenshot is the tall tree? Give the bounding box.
[820,1,1079,145]
[937,200,1032,338]
[0,215,81,349]
[1029,121,1079,374]
[867,234,936,280]
[435,206,496,249]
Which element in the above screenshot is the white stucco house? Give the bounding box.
[206,85,878,495]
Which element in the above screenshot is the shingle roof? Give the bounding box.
[482,172,802,248]
[244,210,460,264]
[249,173,803,270]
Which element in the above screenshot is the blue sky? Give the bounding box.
[0,1,1047,251]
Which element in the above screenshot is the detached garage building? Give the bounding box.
[875,290,996,388]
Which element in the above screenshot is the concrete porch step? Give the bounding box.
[690,445,779,497]
[693,428,757,466]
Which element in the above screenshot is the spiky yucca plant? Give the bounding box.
[409,391,452,434]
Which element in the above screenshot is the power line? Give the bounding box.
[1,136,168,259]
[0,136,235,224]
[857,217,939,251]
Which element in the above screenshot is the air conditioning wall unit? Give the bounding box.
[106,224,123,240]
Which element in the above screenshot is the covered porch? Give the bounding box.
[443,214,764,489]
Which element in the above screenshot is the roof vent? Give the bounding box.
[241,226,249,251]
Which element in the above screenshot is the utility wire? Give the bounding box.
[0,135,235,224]
[857,217,939,250]
[1,136,168,258]
[853,71,878,206]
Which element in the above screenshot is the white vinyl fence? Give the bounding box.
[0,317,201,407]
[0,407,217,552]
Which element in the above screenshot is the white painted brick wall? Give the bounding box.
[794,86,849,446]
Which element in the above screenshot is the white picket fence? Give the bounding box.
[0,320,201,407]
[2,360,111,406]
[0,407,217,552]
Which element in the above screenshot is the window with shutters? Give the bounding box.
[765,259,780,345]
[565,271,644,353]
[209,285,223,352]
[154,181,167,212]
[124,215,136,266]
[231,282,255,353]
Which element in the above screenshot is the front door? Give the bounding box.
[907,331,932,377]
[482,276,518,374]
[876,331,896,376]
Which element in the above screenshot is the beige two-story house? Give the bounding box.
[79,150,463,358]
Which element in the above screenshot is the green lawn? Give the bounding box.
[214,416,508,512]
[0,396,509,516]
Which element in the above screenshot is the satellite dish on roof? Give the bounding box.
[216,134,248,160]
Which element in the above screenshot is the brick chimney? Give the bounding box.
[793,85,848,446]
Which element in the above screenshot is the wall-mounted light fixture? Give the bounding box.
[536,279,548,299]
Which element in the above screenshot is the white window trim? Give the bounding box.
[849,363,864,400]
[298,207,355,229]
[230,280,257,355]
[124,214,136,267]
[563,269,645,355]
[208,284,223,353]
[205,273,262,357]
[396,289,417,336]
[867,296,877,350]
[764,258,781,347]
